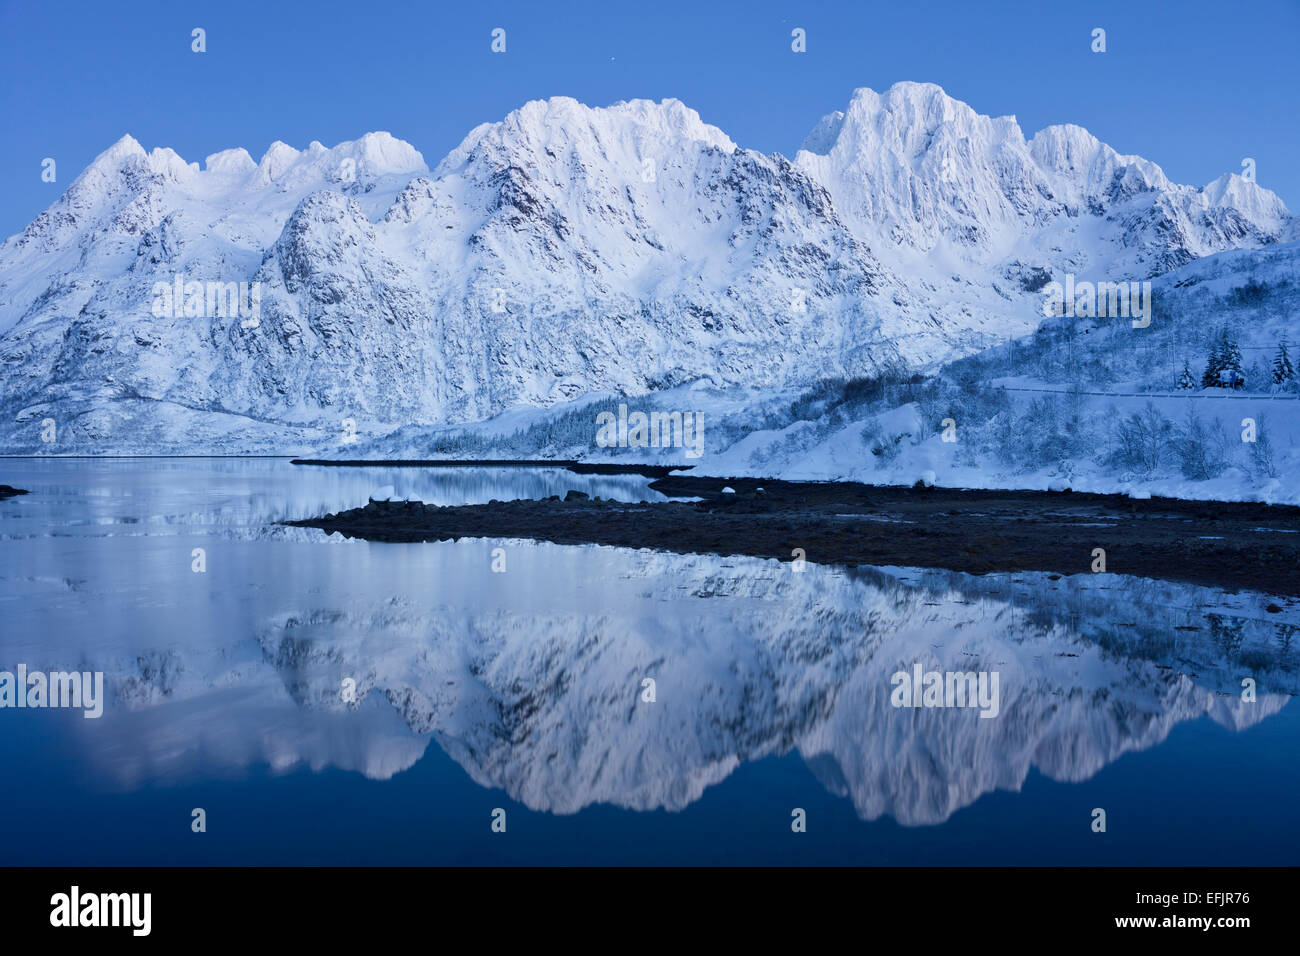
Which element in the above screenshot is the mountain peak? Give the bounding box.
[1202,171,1290,223]
[792,81,1290,263]
[1028,123,1168,183]
[257,141,301,180]
[204,147,257,176]
[342,131,427,176]
[802,82,1023,162]
[85,134,147,171]
[849,82,998,127]
[854,80,966,110]
[246,134,426,187]
[438,96,735,177]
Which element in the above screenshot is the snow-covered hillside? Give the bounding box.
[349,239,1300,503]
[1,82,1291,455]
[694,239,1300,502]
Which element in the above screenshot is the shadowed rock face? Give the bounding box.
[64,548,1294,826]
[0,84,1290,454]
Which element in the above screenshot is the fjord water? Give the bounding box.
[0,458,1295,866]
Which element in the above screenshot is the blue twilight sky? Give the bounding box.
[1,0,1297,238]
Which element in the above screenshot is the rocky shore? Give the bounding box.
[284,478,1300,598]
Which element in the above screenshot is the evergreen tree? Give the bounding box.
[1273,334,1296,386]
[1203,328,1245,389]
[1220,330,1245,389]
[1201,333,1225,388]
[1177,359,1196,390]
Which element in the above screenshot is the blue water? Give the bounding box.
[0,458,1296,865]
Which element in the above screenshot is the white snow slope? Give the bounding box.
[347,239,1300,503]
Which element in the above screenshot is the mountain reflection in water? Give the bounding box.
[1,459,1292,838]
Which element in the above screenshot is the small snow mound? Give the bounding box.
[721,486,736,494]
[204,148,257,176]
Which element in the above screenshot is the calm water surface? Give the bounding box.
[0,458,1296,865]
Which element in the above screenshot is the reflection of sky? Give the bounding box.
[0,459,1296,865]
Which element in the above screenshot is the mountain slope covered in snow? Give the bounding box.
[0,82,1291,454]
[350,239,1300,503]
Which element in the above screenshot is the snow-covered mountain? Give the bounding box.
[797,84,1289,277]
[0,82,1290,453]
